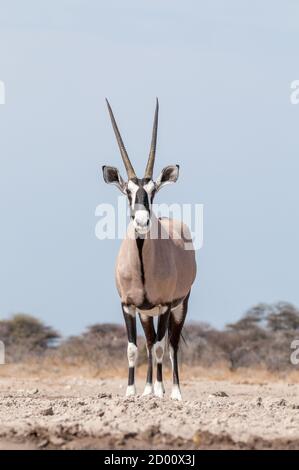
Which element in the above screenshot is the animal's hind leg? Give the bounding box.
[154,309,170,397]
[139,313,156,396]
[122,304,138,397]
[169,293,190,400]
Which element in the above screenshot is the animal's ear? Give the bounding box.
[155,165,179,192]
[102,166,126,193]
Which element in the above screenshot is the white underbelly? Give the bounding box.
[137,305,168,317]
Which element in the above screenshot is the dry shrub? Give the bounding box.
[181,302,299,371]
[2,301,299,372]
[0,314,59,362]
[57,323,147,369]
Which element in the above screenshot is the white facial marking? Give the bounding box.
[127,180,139,209]
[134,209,149,230]
[144,181,154,212]
[126,384,137,397]
[154,381,165,397]
[143,180,155,193]
[171,384,182,401]
[127,342,138,367]
[143,180,155,209]
[128,179,155,234]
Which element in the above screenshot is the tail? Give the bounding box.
[167,321,187,346]
[180,329,187,346]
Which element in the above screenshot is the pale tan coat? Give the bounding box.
[115,215,196,307]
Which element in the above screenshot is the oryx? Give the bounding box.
[102,99,196,400]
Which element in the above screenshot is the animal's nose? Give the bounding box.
[134,210,149,227]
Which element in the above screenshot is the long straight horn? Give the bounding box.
[105,99,136,179]
[144,98,159,179]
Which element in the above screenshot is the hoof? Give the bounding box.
[125,385,137,397]
[142,383,154,396]
[154,381,165,398]
[170,384,182,401]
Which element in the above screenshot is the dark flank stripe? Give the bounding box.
[136,237,145,284]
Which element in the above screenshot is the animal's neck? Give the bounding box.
[126,214,162,284]
[136,237,145,283]
[134,213,161,284]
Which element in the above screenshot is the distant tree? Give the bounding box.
[226,303,272,332]
[0,314,60,361]
[266,302,299,331]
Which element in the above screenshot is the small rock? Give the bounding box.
[124,432,137,439]
[98,392,112,399]
[212,391,229,398]
[41,407,54,416]
[277,399,287,407]
[148,401,159,410]
[115,438,125,446]
[142,425,160,439]
[49,436,65,446]
[193,431,202,446]
[37,439,49,448]
[256,397,263,406]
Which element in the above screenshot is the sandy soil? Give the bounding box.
[1,366,299,449]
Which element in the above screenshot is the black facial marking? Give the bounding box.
[126,190,132,206]
[150,188,156,203]
[136,187,149,211]
[128,177,155,213]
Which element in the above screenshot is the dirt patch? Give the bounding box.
[1,368,299,450]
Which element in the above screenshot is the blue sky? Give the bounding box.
[0,0,298,335]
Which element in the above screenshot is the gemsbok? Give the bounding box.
[102,99,196,400]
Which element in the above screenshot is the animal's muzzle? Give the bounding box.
[133,210,151,234]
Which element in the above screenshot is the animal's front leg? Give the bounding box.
[122,304,138,397]
[139,313,156,396]
[154,309,170,397]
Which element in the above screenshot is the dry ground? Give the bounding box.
[1,363,299,449]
